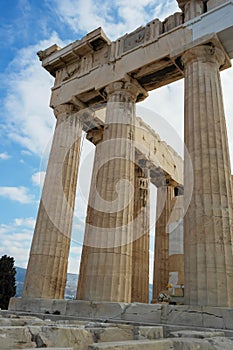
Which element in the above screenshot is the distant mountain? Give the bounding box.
[15,267,153,301]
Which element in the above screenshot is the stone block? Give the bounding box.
[207,0,226,11]
[207,336,233,349]
[202,307,233,330]
[88,339,174,349]
[0,326,36,349]
[39,298,55,314]
[121,303,162,323]
[29,325,93,350]
[171,338,213,350]
[66,300,94,318]
[50,299,67,315]
[66,301,127,320]
[90,326,134,342]
[92,302,128,320]
[137,326,164,340]
[8,297,40,313]
[170,330,225,338]
[162,305,203,327]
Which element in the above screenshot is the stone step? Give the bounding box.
[88,339,174,349]
[170,330,225,338]
[0,321,164,349]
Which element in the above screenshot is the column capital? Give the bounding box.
[105,80,146,103]
[53,103,78,118]
[182,45,226,69]
[86,127,104,145]
[177,0,205,21]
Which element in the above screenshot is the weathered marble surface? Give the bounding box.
[8,299,233,332]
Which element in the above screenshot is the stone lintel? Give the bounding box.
[49,33,229,109]
[36,1,233,109]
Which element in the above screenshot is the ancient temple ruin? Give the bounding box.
[10,0,233,312]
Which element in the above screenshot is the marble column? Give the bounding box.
[77,81,142,302]
[182,45,233,306]
[23,104,82,299]
[76,128,103,300]
[152,184,175,303]
[131,165,150,303]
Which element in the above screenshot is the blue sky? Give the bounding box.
[1,0,233,282]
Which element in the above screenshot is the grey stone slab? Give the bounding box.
[170,330,225,338]
[8,297,41,313]
[90,326,134,342]
[202,307,233,330]
[137,326,164,340]
[29,325,93,350]
[162,305,203,327]
[38,299,53,314]
[0,326,36,349]
[171,338,213,350]
[92,302,127,320]
[88,339,174,349]
[66,300,96,318]
[207,336,233,349]
[121,303,162,323]
[51,299,68,315]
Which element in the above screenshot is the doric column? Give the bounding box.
[168,195,184,296]
[23,104,82,299]
[152,184,175,303]
[177,0,205,21]
[77,81,143,302]
[131,165,150,303]
[182,45,233,306]
[76,128,103,300]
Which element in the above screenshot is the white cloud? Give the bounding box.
[2,33,65,156]
[21,150,32,156]
[0,186,35,204]
[31,171,46,188]
[14,217,36,229]
[0,152,11,160]
[51,0,180,40]
[0,218,35,268]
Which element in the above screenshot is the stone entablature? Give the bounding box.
[38,2,232,109]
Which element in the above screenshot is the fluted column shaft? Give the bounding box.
[183,45,233,306]
[131,165,150,303]
[152,185,175,302]
[76,129,103,300]
[23,104,82,299]
[77,81,141,302]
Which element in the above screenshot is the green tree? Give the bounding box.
[0,255,16,309]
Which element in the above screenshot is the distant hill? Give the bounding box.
[16,267,153,301]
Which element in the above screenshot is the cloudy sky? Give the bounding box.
[0,0,233,283]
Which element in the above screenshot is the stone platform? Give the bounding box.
[2,310,233,349]
[8,298,233,335]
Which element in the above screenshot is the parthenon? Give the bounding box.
[10,0,233,312]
